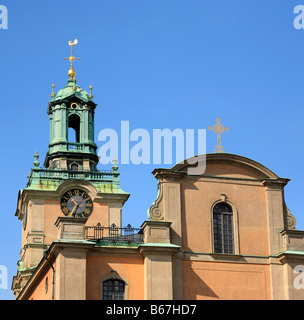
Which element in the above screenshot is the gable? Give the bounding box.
[204,161,268,180]
[172,153,279,180]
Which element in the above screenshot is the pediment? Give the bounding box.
[172,153,279,180]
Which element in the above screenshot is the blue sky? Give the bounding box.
[0,1,303,299]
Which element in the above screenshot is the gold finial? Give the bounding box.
[64,39,80,79]
[112,156,118,171]
[208,118,229,153]
[89,85,93,99]
[50,83,55,99]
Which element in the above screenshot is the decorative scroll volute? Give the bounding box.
[284,204,297,230]
[147,180,164,221]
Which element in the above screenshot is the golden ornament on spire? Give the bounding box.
[89,85,93,99]
[50,83,55,99]
[208,118,229,153]
[64,39,80,79]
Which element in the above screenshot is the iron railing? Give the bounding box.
[85,223,144,244]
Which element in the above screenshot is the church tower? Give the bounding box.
[12,40,129,297]
[45,44,98,173]
[11,40,304,301]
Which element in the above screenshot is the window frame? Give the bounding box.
[102,279,125,300]
[99,273,129,300]
[211,199,239,255]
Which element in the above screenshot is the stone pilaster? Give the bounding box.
[55,216,87,240]
[140,220,179,300]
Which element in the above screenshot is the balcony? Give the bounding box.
[26,167,120,191]
[85,223,144,245]
[47,141,98,155]
[67,142,85,151]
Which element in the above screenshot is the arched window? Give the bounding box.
[102,279,125,300]
[71,163,79,171]
[213,203,234,254]
[68,114,80,143]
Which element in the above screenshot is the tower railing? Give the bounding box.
[67,142,84,151]
[26,168,120,188]
[47,141,97,154]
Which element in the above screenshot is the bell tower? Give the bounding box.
[45,39,98,172]
[12,40,129,298]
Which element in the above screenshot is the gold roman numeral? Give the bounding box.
[62,207,69,215]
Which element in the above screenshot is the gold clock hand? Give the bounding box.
[69,203,78,216]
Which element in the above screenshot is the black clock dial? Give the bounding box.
[60,189,93,218]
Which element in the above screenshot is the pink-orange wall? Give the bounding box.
[183,260,271,300]
[25,262,55,300]
[180,178,269,256]
[86,255,144,300]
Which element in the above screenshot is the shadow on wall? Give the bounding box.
[186,266,219,300]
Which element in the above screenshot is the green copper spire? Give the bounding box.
[50,78,93,104]
[24,39,128,200]
[44,81,98,169]
[44,40,98,169]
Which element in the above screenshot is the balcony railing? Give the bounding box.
[47,142,97,153]
[26,168,119,188]
[39,169,115,181]
[85,223,144,244]
[67,142,84,151]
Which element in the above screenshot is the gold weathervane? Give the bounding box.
[208,118,229,153]
[64,39,80,79]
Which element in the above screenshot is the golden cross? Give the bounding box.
[208,118,229,153]
[64,39,80,79]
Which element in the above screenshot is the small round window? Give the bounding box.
[70,102,78,109]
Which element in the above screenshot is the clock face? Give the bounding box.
[60,189,93,218]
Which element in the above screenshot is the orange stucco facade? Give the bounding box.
[86,256,144,300]
[183,260,271,300]
[20,255,145,300]
[25,262,55,300]
[12,153,304,300]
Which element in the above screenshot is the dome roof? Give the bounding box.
[52,78,92,103]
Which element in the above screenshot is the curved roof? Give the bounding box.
[52,78,92,103]
[171,153,280,180]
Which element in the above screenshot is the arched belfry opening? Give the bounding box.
[68,114,80,143]
[43,40,99,170]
